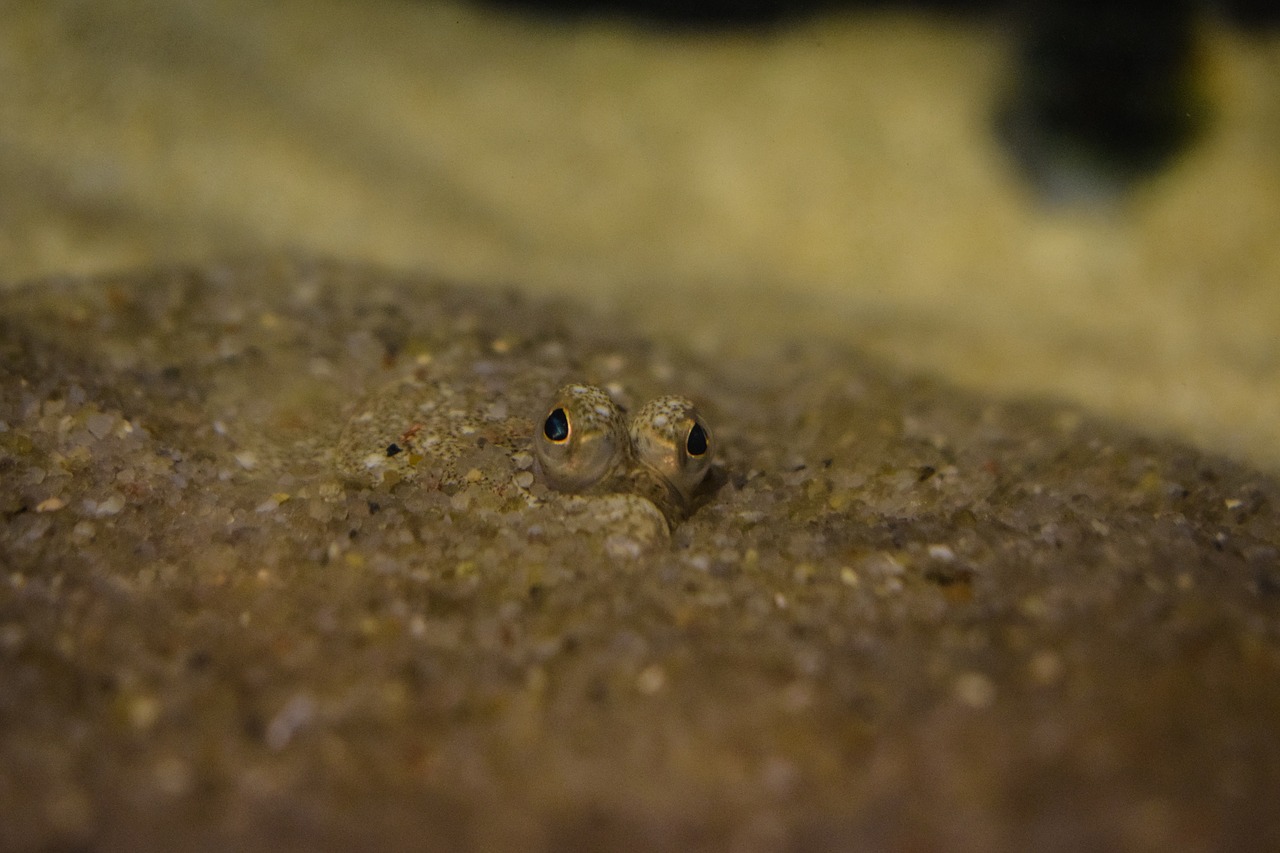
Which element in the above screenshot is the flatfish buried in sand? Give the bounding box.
[335,354,717,552]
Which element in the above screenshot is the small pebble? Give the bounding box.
[36,496,66,513]
[636,665,666,695]
[255,493,290,513]
[792,563,817,583]
[265,693,317,751]
[1029,651,1063,685]
[875,578,903,596]
[127,694,160,730]
[781,681,814,712]
[954,672,996,708]
[927,544,956,562]
[87,412,116,440]
[0,623,26,653]
[604,534,643,559]
[760,756,800,795]
[94,493,127,516]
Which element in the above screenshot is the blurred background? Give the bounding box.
[2,0,1278,468]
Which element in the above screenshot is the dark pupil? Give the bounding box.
[686,423,708,456]
[544,408,570,442]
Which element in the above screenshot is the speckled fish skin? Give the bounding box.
[620,461,691,528]
[628,395,715,506]
[532,383,630,494]
[533,385,715,527]
[337,371,714,532]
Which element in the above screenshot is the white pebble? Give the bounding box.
[94,493,126,516]
[927,544,955,562]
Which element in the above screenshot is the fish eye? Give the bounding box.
[686,422,708,456]
[544,408,570,442]
[630,396,714,501]
[532,385,628,493]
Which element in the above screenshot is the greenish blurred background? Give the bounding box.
[2,0,1279,468]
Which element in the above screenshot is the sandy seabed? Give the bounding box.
[3,1,1280,848]
[2,258,1279,851]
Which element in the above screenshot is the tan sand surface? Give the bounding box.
[2,260,1279,850]
[3,3,1280,849]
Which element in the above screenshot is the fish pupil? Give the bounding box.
[544,408,570,442]
[686,423,708,456]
